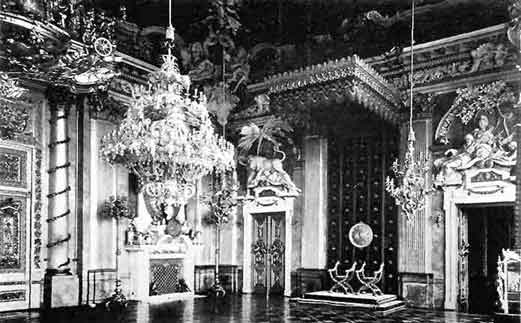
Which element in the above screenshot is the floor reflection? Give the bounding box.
[1,294,494,323]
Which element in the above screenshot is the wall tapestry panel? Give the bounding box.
[327,131,399,294]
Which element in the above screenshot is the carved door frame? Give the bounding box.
[442,171,515,310]
[0,143,36,311]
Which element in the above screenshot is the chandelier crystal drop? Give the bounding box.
[100,24,235,207]
[385,0,429,222]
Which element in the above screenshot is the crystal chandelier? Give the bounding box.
[100,1,235,207]
[385,0,429,221]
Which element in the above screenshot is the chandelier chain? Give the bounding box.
[409,0,415,132]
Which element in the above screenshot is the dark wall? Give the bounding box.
[326,123,399,294]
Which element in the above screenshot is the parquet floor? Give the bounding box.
[0,294,493,323]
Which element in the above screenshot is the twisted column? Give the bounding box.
[45,86,74,273]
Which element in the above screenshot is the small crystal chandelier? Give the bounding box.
[385,0,429,221]
[100,0,235,207]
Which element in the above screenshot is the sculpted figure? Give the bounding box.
[492,133,517,166]
[434,133,476,179]
[246,155,299,193]
[469,115,495,164]
[434,115,494,179]
[246,155,268,187]
[181,42,215,82]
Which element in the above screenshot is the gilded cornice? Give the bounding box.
[368,23,519,93]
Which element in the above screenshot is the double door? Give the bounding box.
[251,212,285,295]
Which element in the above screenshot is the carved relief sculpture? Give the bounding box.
[433,81,517,186]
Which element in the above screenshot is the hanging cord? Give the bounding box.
[409,0,415,135]
[222,48,226,139]
[166,0,175,55]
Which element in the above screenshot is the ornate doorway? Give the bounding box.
[251,212,285,295]
[459,206,514,313]
[241,185,297,297]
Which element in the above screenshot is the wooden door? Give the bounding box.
[251,213,285,295]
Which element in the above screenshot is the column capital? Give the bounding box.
[45,86,77,110]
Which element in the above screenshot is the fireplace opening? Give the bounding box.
[463,205,515,314]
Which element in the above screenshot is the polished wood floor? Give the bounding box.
[0,295,493,323]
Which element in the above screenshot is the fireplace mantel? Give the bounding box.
[121,244,194,302]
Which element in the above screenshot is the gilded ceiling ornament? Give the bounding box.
[1,6,117,91]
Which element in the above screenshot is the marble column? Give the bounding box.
[301,136,328,269]
[44,87,78,308]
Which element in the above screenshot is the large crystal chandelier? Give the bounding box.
[100,1,235,207]
[385,0,429,221]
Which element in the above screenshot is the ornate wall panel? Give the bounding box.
[0,290,25,302]
[327,131,399,294]
[0,148,28,190]
[33,149,42,269]
[0,195,26,272]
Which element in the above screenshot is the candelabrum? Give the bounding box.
[104,215,127,311]
[211,223,226,298]
[204,183,237,299]
[103,195,134,311]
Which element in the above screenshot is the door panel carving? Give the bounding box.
[251,212,285,294]
[0,196,24,272]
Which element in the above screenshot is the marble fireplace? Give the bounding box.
[120,194,194,302]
